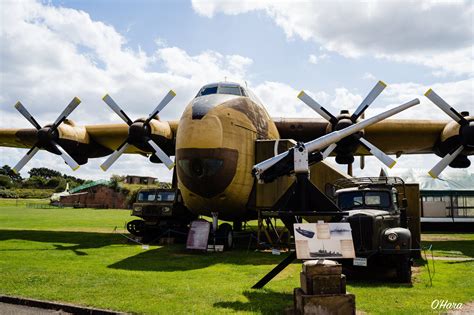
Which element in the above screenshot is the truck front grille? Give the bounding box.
[349,216,373,252]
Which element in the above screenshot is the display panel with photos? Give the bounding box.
[294,222,355,260]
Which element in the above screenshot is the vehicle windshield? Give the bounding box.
[137,191,175,202]
[338,191,391,210]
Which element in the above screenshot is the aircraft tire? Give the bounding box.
[217,223,233,250]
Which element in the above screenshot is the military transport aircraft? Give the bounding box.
[0,81,473,231]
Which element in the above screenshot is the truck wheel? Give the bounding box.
[396,255,412,283]
[217,223,233,250]
[127,220,146,237]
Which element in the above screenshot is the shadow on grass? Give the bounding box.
[213,289,293,315]
[108,246,296,271]
[0,229,297,271]
[0,229,125,256]
[343,267,413,288]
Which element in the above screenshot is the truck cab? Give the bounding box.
[127,188,197,240]
[332,177,412,282]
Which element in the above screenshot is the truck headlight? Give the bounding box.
[387,232,398,242]
[134,206,142,213]
[162,206,171,214]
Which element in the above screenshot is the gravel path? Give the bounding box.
[448,301,474,314]
[0,302,72,315]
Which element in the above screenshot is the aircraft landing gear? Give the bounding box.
[217,223,234,250]
[210,212,234,250]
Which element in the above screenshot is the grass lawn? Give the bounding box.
[0,202,473,314]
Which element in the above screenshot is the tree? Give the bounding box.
[108,174,121,191]
[24,176,47,188]
[0,165,22,182]
[46,177,62,188]
[63,174,85,185]
[54,178,67,192]
[0,175,13,188]
[28,167,61,179]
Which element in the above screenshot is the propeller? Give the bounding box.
[253,98,420,182]
[298,80,397,169]
[12,98,82,173]
[100,90,176,171]
[425,89,473,178]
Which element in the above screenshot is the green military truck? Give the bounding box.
[330,177,413,282]
[127,188,197,240]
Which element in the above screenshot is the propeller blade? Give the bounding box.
[359,137,396,168]
[12,146,40,174]
[253,98,419,176]
[52,97,81,129]
[102,94,134,125]
[14,102,42,130]
[305,99,419,155]
[428,145,464,178]
[425,89,467,125]
[145,90,176,125]
[148,139,175,169]
[297,91,337,124]
[351,80,387,121]
[100,141,130,171]
[51,141,80,170]
[322,143,337,159]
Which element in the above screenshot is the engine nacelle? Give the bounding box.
[132,117,174,163]
[436,113,473,168]
[54,120,112,164]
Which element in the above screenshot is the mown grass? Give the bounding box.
[0,202,473,314]
[0,200,130,233]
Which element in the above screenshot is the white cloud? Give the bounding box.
[308,53,328,65]
[363,72,376,80]
[252,81,329,118]
[0,0,253,180]
[1,0,472,182]
[192,0,474,76]
[330,88,363,111]
[369,78,474,120]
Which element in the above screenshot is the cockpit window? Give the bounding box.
[196,83,247,97]
[199,85,218,96]
[218,86,242,96]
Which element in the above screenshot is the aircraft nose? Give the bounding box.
[176,148,238,198]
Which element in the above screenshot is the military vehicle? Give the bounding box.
[329,177,412,282]
[128,188,197,240]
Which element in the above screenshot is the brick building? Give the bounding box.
[60,184,128,209]
[124,175,157,185]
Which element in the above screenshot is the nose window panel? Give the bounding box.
[178,158,224,178]
[176,148,238,198]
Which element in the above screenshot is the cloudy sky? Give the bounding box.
[0,0,472,186]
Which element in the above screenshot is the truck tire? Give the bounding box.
[396,255,412,283]
[217,223,233,250]
[127,220,146,237]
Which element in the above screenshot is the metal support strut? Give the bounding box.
[251,143,343,288]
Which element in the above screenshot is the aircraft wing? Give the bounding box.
[0,120,179,161]
[274,118,448,155]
